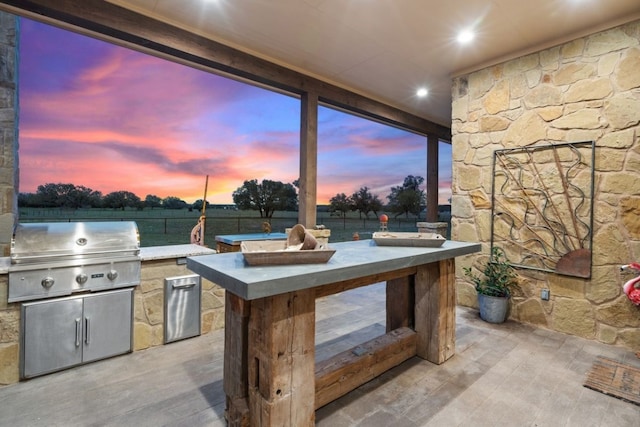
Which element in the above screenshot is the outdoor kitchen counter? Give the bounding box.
[0,244,221,386]
[187,239,481,427]
[139,243,215,261]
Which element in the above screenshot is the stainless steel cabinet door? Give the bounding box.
[82,289,133,363]
[164,275,201,343]
[22,297,84,378]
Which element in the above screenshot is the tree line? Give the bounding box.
[19,175,426,218]
[327,175,425,219]
[18,183,197,210]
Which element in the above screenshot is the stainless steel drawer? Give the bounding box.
[164,275,201,343]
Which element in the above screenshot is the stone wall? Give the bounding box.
[0,11,18,256]
[452,20,640,351]
[0,274,19,385]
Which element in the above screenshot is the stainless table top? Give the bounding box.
[187,239,481,300]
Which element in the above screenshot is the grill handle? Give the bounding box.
[75,318,81,347]
[173,282,197,289]
[11,248,140,262]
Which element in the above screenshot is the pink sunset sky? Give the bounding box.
[19,18,452,205]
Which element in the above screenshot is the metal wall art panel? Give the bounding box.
[490,141,595,278]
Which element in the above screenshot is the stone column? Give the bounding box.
[417,221,448,238]
[0,11,19,256]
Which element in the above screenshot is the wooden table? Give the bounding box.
[187,239,480,426]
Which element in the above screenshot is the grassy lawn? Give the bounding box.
[17,207,445,247]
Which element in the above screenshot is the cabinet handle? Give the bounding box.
[173,283,197,289]
[75,318,81,347]
[85,317,91,345]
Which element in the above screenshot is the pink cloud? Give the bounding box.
[20,20,451,207]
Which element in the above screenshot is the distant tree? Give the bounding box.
[32,183,101,208]
[191,199,210,212]
[387,175,425,218]
[70,185,102,208]
[351,186,382,219]
[232,179,298,218]
[103,191,141,210]
[369,196,384,217]
[34,183,65,207]
[144,194,163,209]
[328,193,352,218]
[162,196,188,210]
[18,192,39,208]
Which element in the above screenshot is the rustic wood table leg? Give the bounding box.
[247,289,316,426]
[224,292,251,426]
[414,258,456,364]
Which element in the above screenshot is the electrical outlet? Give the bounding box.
[541,288,550,300]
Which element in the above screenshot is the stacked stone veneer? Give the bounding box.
[0,12,18,257]
[0,274,18,384]
[452,20,640,351]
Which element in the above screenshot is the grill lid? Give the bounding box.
[11,221,140,265]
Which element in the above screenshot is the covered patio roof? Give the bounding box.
[2,0,639,225]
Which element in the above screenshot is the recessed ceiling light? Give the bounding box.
[457,30,475,44]
[416,88,428,97]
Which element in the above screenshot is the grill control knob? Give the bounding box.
[76,273,88,285]
[107,270,118,281]
[41,277,55,289]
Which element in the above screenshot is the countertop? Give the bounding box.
[187,239,481,300]
[140,244,216,261]
[0,244,217,274]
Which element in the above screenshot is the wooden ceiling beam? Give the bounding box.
[0,0,450,140]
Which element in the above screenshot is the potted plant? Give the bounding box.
[463,246,518,323]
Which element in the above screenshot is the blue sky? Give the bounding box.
[19,18,451,204]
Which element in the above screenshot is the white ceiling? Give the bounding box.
[107,0,640,126]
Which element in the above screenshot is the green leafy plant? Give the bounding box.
[464,247,517,298]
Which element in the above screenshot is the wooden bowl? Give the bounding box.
[287,224,317,250]
[287,224,306,246]
[301,231,317,250]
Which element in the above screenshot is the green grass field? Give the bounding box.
[17,207,447,247]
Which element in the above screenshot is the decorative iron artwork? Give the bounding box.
[490,141,595,278]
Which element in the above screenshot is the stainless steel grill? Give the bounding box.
[8,221,141,302]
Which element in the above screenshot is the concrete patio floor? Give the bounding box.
[0,282,638,426]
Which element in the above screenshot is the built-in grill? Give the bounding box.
[8,221,141,302]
